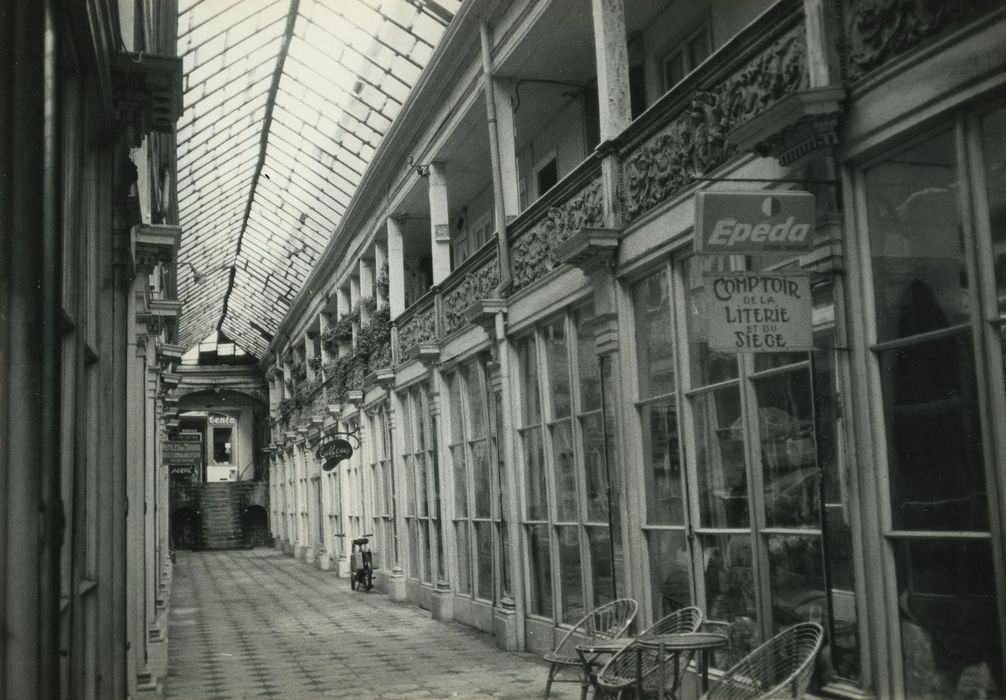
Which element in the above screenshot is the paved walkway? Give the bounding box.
[166,549,578,699]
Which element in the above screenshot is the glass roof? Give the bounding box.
[176,0,458,358]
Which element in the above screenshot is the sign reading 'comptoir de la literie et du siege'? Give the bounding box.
[706,273,813,351]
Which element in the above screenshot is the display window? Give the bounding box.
[400,382,442,585]
[631,248,861,689]
[857,110,1006,699]
[517,304,618,626]
[447,360,501,603]
[368,403,395,571]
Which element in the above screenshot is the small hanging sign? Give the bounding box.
[319,437,354,471]
[705,272,813,352]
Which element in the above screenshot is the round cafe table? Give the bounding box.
[634,631,728,700]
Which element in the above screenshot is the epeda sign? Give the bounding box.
[695,191,815,253]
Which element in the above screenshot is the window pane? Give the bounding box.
[634,270,675,398]
[408,519,419,578]
[641,401,684,525]
[455,520,471,594]
[213,427,233,464]
[767,534,825,631]
[522,428,548,520]
[471,439,492,518]
[557,526,584,624]
[451,444,467,517]
[663,52,685,90]
[526,524,553,617]
[894,539,1002,699]
[551,420,577,522]
[463,362,487,437]
[688,28,710,69]
[648,529,691,616]
[581,412,609,522]
[405,455,416,516]
[545,319,571,418]
[686,256,739,385]
[879,335,987,530]
[587,526,615,606]
[702,534,760,660]
[754,368,820,529]
[866,130,968,342]
[475,521,493,601]
[449,372,465,444]
[576,305,601,411]
[519,335,541,425]
[692,386,747,528]
[982,108,1006,319]
[416,452,428,517]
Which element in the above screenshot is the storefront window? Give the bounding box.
[866,125,1002,698]
[401,383,439,584]
[680,253,859,682]
[519,306,617,623]
[449,361,498,602]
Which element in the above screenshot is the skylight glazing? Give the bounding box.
[176,0,458,358]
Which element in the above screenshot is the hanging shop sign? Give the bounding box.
[695,191,816,253]
[319,438,354,471]
[706,273,813,352]
[162,438,203,466]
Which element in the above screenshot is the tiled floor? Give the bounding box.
[165,549,579,699]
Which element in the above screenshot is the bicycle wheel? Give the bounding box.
[363,568,373,591]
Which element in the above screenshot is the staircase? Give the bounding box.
[199,483,245,549]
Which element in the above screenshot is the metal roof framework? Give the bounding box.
[176,0,457,358]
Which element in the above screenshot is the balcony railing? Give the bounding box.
[439,236,500,338]
[507,153,604,292]
[619,0,807,222]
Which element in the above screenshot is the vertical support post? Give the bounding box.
[590,0,631,229]
[479,19,513,293]
[386,217,406,318]
[374,239,388,310]
[428,162,452,285]
[359,257,374,324]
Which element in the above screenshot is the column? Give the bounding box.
[429,371,453,622]
[590,0,631,228]
[493,78,521,221]
[386,218,406,318]
[359,257,374,324]
[428,162,452,284]
[374,239,388,310]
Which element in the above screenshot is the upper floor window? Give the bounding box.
[536,154,559,199]
[662,23,711,92]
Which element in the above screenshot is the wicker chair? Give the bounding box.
[595,606,704,699]
[701,622,824,700]
[543,598,639,700]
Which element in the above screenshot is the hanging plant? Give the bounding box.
[355,296,376,318]
[355,304,391,360]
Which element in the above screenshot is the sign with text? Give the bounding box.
[169,464,197,478]
[319,438,354,471]
[695,191,815,253]
[162,439,203,466]
[706,273,813,352]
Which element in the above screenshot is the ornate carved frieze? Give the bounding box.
[846,0,1002,81]
[622,23,807,221]
[510,178,604,291]
[397,304,437,352]
[442,257,500,336]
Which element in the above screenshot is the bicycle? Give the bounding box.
[349,534,374,592]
